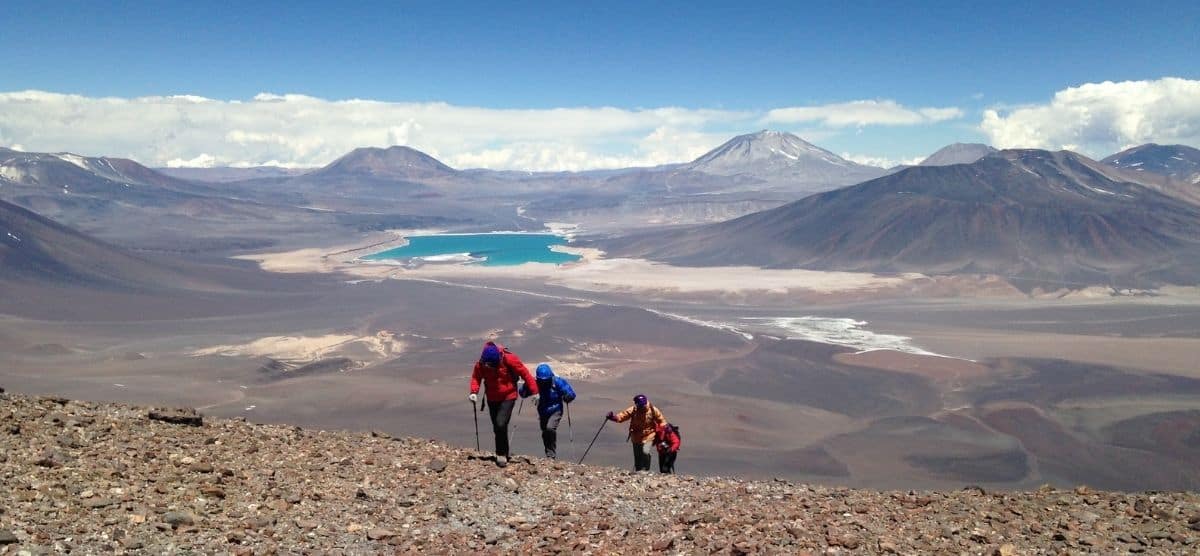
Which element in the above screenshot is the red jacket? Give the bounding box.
[470,342,538,403]
[654,423,680,453]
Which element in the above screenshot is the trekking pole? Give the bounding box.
[578,417,608,465]
[566,401,573,442]
[472,399,480,451]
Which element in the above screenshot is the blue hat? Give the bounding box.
[535,363,553,380]
[480,344,502,366]
[633,394,647,407]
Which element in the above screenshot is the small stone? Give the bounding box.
[371,430,392,439]
[879,539,900,553]
[33,448,68,468]
[245,517,274,529]
[85,497,117,509]
[651,536,675,551]
[827,532,860,549]
[0,530,17,545]
[200,486,226,499]
[367,528,395,540]
[503,478,519,493]
[188,462,215,473]
[427,459,448,473]
[992,544,1018,556]
[164,511,196,528]
[148,408,203,426]
[129,514,146,524]
[294,518,318,530]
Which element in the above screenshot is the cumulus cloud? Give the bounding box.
[763,100,964,127]
[840,153,924,168]
[0,90,959,171]
[980,77,1200,158]
[165,153,217,168]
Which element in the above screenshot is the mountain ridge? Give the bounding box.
[606,148,1200,288]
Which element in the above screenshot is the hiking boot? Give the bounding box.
[496,455,508,468]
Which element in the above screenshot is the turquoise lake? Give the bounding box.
[363,233,581,266]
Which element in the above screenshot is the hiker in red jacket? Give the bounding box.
[469,341,538,467]
[654,422,681,474]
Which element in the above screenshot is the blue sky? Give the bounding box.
[1,1,1198,169]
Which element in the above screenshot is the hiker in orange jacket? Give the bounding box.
[606,394,666,472]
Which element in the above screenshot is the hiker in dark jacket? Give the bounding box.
[469,341,538,467]
[607,394,666,472]
[519,363,576,459]
[654,422,681,474]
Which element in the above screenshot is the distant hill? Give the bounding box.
[919,143,997,166]
[1102,143,1200,185]
[0,149,334,251]
[156,166,311,183]
[310,146,458,181]
[607,149,1200,288]
[682,130,886,188]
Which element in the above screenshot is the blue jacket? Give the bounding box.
[520,364,576,417]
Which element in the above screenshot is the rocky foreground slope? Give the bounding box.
[2,392,1200,554]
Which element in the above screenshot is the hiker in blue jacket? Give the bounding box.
[519,363,576,459]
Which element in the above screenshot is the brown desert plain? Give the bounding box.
[4,226,1200,492]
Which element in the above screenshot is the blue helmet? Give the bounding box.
[535,363,554,380]
[634,394,648,408]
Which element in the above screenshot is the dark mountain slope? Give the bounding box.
[0,198,215,290]
[607,150,1200,287]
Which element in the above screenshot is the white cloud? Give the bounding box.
[979,77,1200,158]
[165,153,217,168]
[763,100,964,127]
[840,153,924,168]
[0,90,961,171]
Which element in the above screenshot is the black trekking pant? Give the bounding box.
[487,398,515,457]
[658,450,677,474]
[632,442,653,471]
[539,410,563,459]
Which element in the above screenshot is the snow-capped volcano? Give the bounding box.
[683,130,886,188]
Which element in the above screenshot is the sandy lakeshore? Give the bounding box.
[235,231,924,296]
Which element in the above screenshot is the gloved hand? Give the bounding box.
[468,393,478,403]
[531,394,540,404]
[606,411,617,421]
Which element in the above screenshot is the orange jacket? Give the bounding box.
[614,403,666,444]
